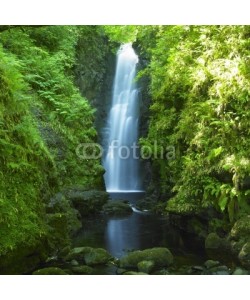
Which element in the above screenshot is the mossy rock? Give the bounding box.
[123,271,148,275]
[230,215,250,256]
[66,247,112,266]
[65,189,109,217]
[137,260,155,274]
[33,267,68,275]
[0,239,48,275]
[230,215,250,242]
[84,248,112,266]
[238,242,250,269]
[65,247,92,261]
[204,260,220,269]
[102,201,133,216]
[233,267,249,275]
[71,265,94,275]
[120,247,173,270]
[205,233,230,250]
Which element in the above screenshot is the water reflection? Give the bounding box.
[74,210,204,260]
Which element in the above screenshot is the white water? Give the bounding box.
[103,43,142,192]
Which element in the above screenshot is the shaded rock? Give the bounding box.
[209,265,230,275]
[71,265,94,275]
[116,268,127,275]
[137,260,155,274]
[0,239,48,275]
[84,248,112,266]
[230,215,250,241]
[58,246,71,259]
[205,232,230,250]
[230,216,250,257]
[153,269,170,275]
[32,267,68,275]
[71,260,79,266]
[233,267,249,275]
[215,270,230,275]
[204,260,220,269]
[124,271,148,275]
[46,193,82,237]
[66,189,109,217]
[238,242,250,269]
[120,247,173,270]
[65,247,92,262]
[192,266,204,271]
[102,200,132,216]
[66,246,112,266]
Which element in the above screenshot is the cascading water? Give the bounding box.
[103,43,143,192]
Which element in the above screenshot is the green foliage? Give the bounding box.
[102,25,138,44]
[138,25,250,222]
[0,26,106,257]
[0,45,53,254]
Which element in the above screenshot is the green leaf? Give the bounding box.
[218,192,228,212]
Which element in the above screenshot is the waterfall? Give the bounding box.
[103,43,143,192]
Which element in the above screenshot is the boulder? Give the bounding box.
[124,271,148,275]
[65,189,109,217]
[238,242,250,269]
[120,247,173,270]
[153,269,170,275]
[137,260,155,274]
[32,267,68,275]
[65,247,92,262]
[233,267,249,275]
[116,268,127,275]
[230,215,250,258]
[204,260,220,269]
[46,193,82,237]
[102,200,132,216]
[70,260,79,266]
[230,215,250,241]
[84,248,112,266]
[66,247,112,266]
[205,233,230,250]
[71,265,94,275]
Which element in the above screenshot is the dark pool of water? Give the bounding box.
[73,207,207,266]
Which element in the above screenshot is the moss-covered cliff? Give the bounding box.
[0,26,110,273]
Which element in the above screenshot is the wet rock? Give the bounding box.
[231,215,250,239]
[116,268,127,275]
[233,267,249,275]
[46,193,82,238]
[65,189,109,217]
[102,200,132,216]
[71,265,94,275]
[32,267,68,275]
[205,232,230,250]
[84,248,112,266]
[230,216,250,257]
[58,246,71,259]
[137,260,155,274]
[65,247,92,262]
[153,269,170,275]
[238,242,250,269]
[66,247,112,266]
[120,247,173,270]
[124,271,148,275]
[209,265,230,275]
[204,260,220,269]
[215,270,230,275]
[192,266,204,272]
[71,260,79,266]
